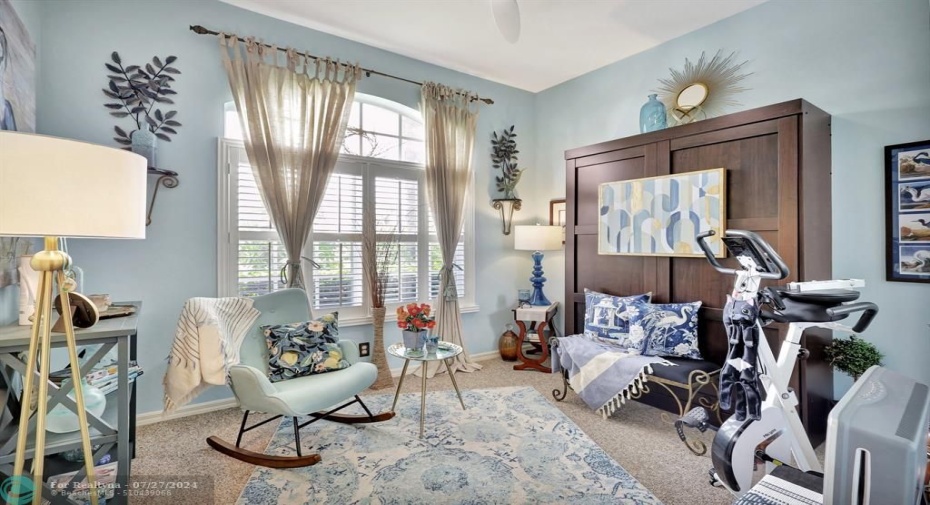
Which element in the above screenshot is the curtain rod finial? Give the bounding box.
[190,25,210,35]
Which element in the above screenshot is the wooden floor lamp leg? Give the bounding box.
[11,270,45,495]
[31,269,56,502]
[58,272,100,505]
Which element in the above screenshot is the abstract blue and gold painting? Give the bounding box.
[598,168,726,257]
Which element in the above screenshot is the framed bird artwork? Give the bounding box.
[885,139,930,283]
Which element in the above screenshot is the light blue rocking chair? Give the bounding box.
[206,289,394,468]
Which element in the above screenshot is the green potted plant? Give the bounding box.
[824,335,883,381]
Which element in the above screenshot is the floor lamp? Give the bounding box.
[0,132,146,505]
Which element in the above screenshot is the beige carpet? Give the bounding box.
[132,358,731,505]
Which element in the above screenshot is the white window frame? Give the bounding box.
[217,140,478,327]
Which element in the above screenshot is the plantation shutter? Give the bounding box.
[310,173,364,309]
[235,154,287,297]
[227,142,468,309]
[375,176,419,303]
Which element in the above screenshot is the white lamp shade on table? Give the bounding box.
[514,225,562,251]
[0,132,147,239]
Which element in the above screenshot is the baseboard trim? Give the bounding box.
[137,397,239,427]
[138,350,503,425]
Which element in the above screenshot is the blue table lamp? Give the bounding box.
[514,225,563,306]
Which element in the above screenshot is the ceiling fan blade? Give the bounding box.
[491,0,521,44]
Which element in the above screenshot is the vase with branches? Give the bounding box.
[362,210,400,390]
[102,52,182,166]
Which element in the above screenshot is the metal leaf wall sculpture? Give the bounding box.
[492,125,524,198]
[102,52,182,147]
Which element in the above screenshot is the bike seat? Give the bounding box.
[776,289,860,306]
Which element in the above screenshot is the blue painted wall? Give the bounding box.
[0,0,42,325]
[533,0,930,395]
[34,0,536,414]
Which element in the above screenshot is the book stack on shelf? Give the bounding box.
[50,361,143,394]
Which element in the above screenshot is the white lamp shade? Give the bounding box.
[514,225,562,251]
[0,132,147,239]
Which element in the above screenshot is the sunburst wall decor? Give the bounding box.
[655,50,752,124]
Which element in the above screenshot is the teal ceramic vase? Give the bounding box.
[639,94,667,133]
[131,127,156,167]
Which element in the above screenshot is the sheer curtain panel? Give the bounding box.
[418,82,482,377]
[220,34,360,292]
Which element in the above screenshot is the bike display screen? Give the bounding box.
[721,237,782,275]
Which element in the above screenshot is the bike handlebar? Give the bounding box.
[696,230,737,275]
[826,302,879,333]
[696,230,790,280]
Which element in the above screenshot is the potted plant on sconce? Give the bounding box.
[491,125,524,235]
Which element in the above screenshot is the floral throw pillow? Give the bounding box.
[630,301,703,359]
[583,289,652,351]
[262,312,347,383]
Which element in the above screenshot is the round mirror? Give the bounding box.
[676,83,709,110]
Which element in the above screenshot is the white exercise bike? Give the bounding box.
[676,229,878,497]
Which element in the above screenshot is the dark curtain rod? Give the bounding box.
[189,24,494,105]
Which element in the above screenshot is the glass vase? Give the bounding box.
[639,94,668,133]
[423,334,439,355]
[46,379,107,434]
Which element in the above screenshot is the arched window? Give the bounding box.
[223,94,425,162]
[218,95,472,324]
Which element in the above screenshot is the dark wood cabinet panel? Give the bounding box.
[564,99,832,442]
[574,155,646,224]
[671,134,780,221]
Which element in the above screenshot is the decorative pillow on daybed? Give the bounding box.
[262,312,348,382]
[583,289,652,350]
[630,301,703,359]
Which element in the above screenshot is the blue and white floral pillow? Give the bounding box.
[583,289,652,351]
[630,301,703,359]
[262,312,348,382]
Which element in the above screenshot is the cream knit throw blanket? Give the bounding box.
[163,297,260,412]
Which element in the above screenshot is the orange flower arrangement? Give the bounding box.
[396,303,436,332]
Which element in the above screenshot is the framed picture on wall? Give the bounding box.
[597,168,726,257]
[885,139,930,283]
[550,198,566,243]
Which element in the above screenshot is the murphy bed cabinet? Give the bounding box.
[564,99,833,443]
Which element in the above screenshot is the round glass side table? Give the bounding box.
[387,341,466,438]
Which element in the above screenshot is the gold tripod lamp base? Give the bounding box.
[10,236,100,505]
[0,131,148,505]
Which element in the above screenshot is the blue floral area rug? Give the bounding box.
[238,386,661,504]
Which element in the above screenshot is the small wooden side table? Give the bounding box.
[511,302,558,373]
